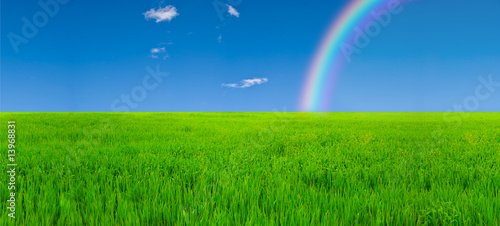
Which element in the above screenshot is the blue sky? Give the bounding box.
[1,0,500,112]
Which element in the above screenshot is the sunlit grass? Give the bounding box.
[0,112,499,225]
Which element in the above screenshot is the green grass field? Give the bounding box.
[0,113,499,225]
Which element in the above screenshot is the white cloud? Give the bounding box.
[222,78,268,88]
[144,6,179,23]
[217,35,222,43]
[150,47,165,53]
[150,47,168,59]
[226,4,240,18]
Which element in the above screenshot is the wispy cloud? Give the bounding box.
[217,35,222,43]
[144,6,179,23]
[150,47,168,59]
[226,4,240,18]
[222,78,268,88]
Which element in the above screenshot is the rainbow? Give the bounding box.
[300,0,408,112]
